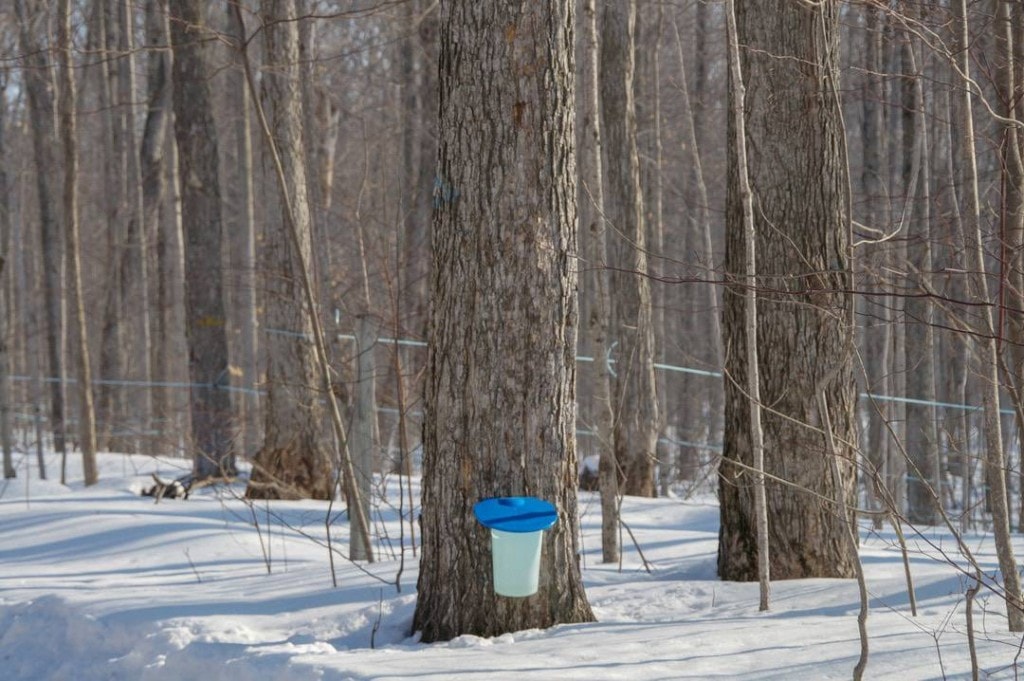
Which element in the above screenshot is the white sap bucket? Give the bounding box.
[473,497,558,598]
[489,528,545,597]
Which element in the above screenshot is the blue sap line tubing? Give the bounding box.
[14,328,1014,416]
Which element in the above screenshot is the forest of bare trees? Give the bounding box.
[5,0,1024,639]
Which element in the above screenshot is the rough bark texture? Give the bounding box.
[580,0,617,564]
[118,0,154,452]
[16,0,67,460]
[902,35,939,526]
[169,0,236,478]
[57,0,99,486]
[412,0,595,642]
[719,0,858,581]
[141,0,173,452]
[225,3,260,458]
[600,0,659,498]
[244,0,333,501]
[95,0,128,452]
[859,3,892,523]
[956,0,1024,632]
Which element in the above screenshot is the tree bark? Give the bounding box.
[718,0,858,581]
[169,0,236,478]
[399,0,438,339]
[94,0,128,452]
[580,0,617,564]
[412,0,595,642]
[16,0,68,464]
[225,1,260,458]
[141,0,174,452]
[349,315,380,560]
[901,31,940,526]
[118,0,154,453]
[860,3,891,525]
[956,0,1024,632]
[244,0,334,501]
[600,0,659,498]
[57,0,99,486]
[724,0,770,611]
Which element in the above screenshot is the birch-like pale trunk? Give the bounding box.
[723,0,769,613]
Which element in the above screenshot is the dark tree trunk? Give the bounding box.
[57,0,99,485]
[718,0,858,581]
[412,0,595,642]
[16,0,67,462]
[141,0,174,451]
[901,32,939,526]
[169,0,236,478]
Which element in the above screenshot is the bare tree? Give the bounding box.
[241,0,335,501]
[718,0,858,581]
[168,0,236,478]
[15,0,67,469]
[899,24,940,525]
[600,0,659,498]
[224,1,260,457]
[140,0,175,451]
[955,0,1024,632]
[723,0,769,612]
[580,0,617,564]
[57,0,99,485]
[412,0,595,642]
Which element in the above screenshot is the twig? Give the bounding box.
[184,548,202,583]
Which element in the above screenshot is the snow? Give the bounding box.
[2,452,1023,679]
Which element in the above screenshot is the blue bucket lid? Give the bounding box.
[473,496,558,533]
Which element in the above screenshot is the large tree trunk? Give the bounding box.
[244,0,333,501]
[600,0,659,498]
[225,2,260,458]
[141,0,173,452]
[16,0,68,464]
[718,0,858,581]
[169,0,236,478]
[94,0,128,452]
[412,0,595,642]
[724,0,770,610]
[57,0,99,486]
[118,0,153,453]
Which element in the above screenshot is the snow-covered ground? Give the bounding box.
[1,452,1022,680]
